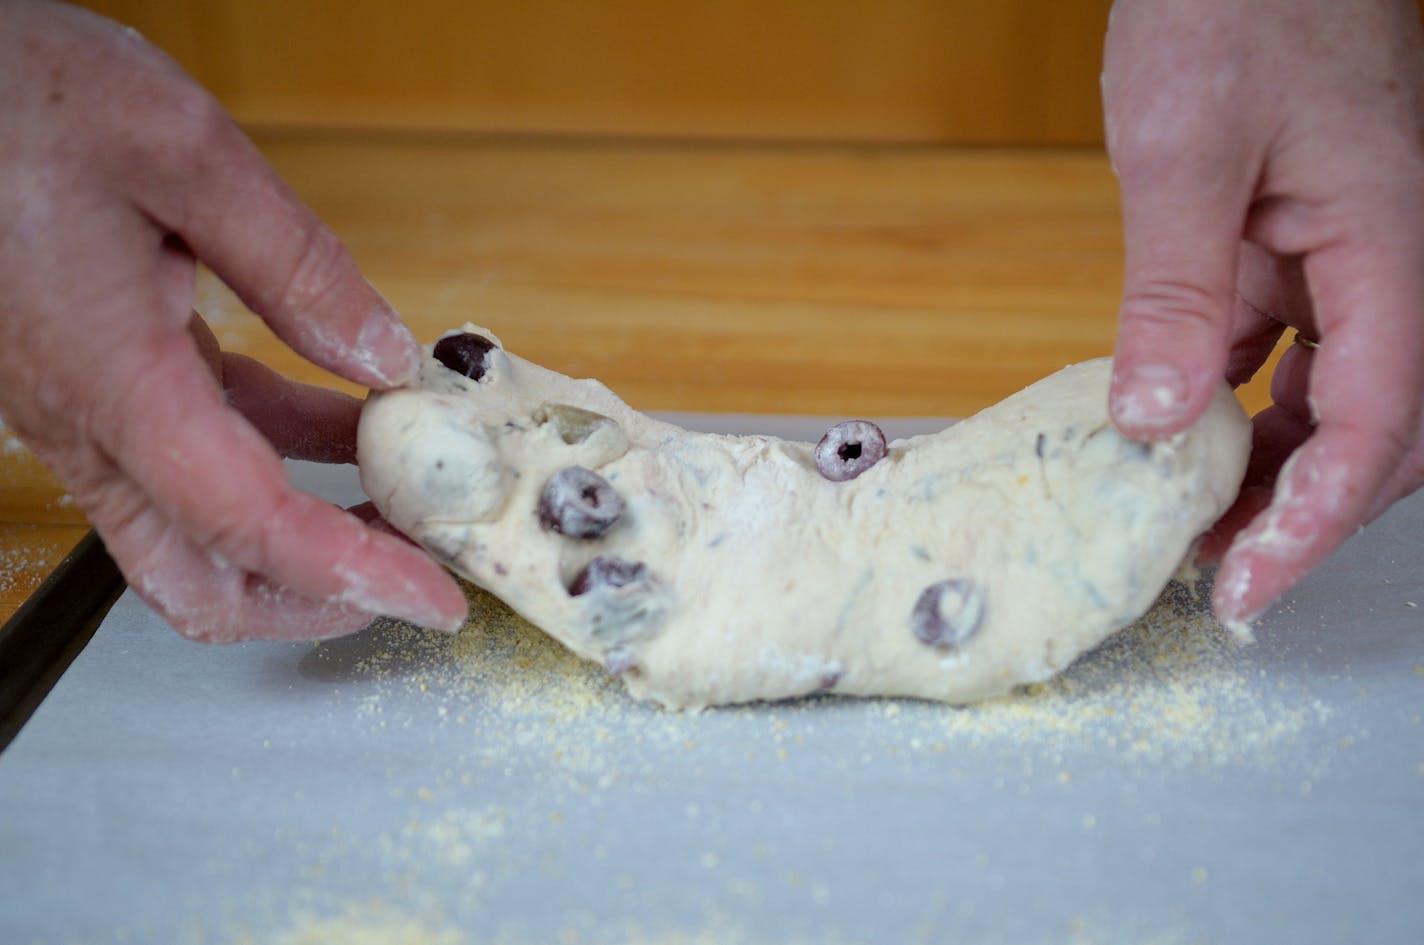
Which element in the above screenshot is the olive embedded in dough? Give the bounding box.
[604,645,638,677]
[433,331,498,380]
[911,578,985,650]
[815,420,888,481]
[569,556,648,596]
[538,466,625,538]
[568,556,668,642]
[534,403,619,445]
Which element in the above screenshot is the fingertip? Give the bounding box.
[1109,360,1193,433]
[356,295,423,389]
[1208,437,1360,632]
[434,605,470,635]
[1210,552,1258,626]
[1209,547,1277,643]
[1108,354,1227,439]
[426,572,470,634]
[1108,152,1244,437]
[287,292,422,392]
[337,528,468,632]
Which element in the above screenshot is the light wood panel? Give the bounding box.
[0,524,91,621]
[206,134,1132,415]
[78,0,1112,145]
[0,447,89,623]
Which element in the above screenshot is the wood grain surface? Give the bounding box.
[79,0,1113,145]
[0,133,1284,626]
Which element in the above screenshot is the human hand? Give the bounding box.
[1101,0,1424,629]
[0,2,467,640]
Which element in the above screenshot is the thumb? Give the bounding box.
[1107,141,1255,439]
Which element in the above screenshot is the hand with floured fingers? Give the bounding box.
[1102,0,1424,630]
[0,1,467,640]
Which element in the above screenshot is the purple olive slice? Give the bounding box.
[911,578,985,650]
[568,556,666,642]
[539,466,625,539]
[433,332,497,380]
[604,645,638,677]
[569,556,648,596]
[815,420,887,482]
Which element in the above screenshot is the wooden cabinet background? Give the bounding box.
[79,1,1115,144]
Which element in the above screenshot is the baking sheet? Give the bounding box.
[1,414,1421,945]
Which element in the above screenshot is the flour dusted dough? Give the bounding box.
[357,325,1251,709]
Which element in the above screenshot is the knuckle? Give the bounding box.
[158,83,233,155]
[163,586,242,644]
[273,221,353,318]
[198,514,258,568]
[196,491,283,572]
[1108,105,1245,197]
[88,347,189,455]
[84,479,150,544]
[91,513,242,642]
[1110,113,1215,181]
[124,81,241,223]
[1120,279,1226,334]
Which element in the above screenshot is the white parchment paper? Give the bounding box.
[1,416,1421,945]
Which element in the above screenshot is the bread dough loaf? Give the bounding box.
[357,325,1251,709]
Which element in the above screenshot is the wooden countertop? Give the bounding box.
[0,132,1282,626]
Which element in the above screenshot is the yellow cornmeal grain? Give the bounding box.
[243,579,1332,945]
[386,804,508,871]
[242,902,463,945]
[353,578,1329,774]
[918,582,1333,769]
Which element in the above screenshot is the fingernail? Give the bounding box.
[359,294,422,387]
[1110,362,1190,429]
[382,599,467,634]
[1209,559,1258,639]
[433,607,469,634]
[381,585,467,633]
[336,574,467,634]
[1220,615,1256,642]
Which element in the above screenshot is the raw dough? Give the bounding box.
[357,325,1251,709]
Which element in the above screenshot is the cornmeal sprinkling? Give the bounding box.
[238,578,1337,945]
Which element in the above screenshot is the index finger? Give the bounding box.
[1213,234,1424,627]
[109,56,419,389]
